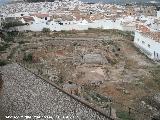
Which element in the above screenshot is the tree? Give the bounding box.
[42,28,51,33]
[2,21,27,29]
[23,53,33,62]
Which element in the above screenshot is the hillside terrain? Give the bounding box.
[0,29,160,119]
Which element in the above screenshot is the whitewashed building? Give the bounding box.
[88,16,136,32]
[7,12,30,18]
[157,11,160,18]
[0,19,1,27]
[15,15,88,32]
[134,25,160,61]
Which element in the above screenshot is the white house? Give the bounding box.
[143,17,160,32]
[7,12,30,18]
[134,26,160,61]
[30,13,50,23]
[87,16,137,32]
[121,22,136,31]
[157,11,160,18]
[88,19,122,30]
[0,17,2,29]
[15,16,89,32]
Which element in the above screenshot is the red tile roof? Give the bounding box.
[30,13,49,18]
[136,24,150,33]
[137,24,160,43]
[22,16,35,22]
[141,32,160,43]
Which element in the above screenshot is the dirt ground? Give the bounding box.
[2,29,159,119]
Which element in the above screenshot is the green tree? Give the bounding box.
[42,28,51,33]
[2,21,26,29]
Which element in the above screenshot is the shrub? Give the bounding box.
[1,31,18,43]
[2,21,26,29]
[116,111,135,120]
[18,41,25,44]
[0,60,8,66]
[61,30,65,32]
[0,43,10,51]
[58,73,64,84]
[42,28,51,33]
[23,53,33,62]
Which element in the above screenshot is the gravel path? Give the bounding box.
[0,63,111,120]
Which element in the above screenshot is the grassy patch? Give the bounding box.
[150,66,160,89]
[116,111,135,120]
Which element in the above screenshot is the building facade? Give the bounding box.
[134,31,160,61]
[157,11,160,18]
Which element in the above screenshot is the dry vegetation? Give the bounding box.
[1,29,160,119]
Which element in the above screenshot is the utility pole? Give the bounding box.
[0,72,3,94]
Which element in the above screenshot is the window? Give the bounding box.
[142,41,145,44]
[137,39,139,41]
[148,44,150,48]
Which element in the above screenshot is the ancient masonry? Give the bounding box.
[0,63,112,120]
